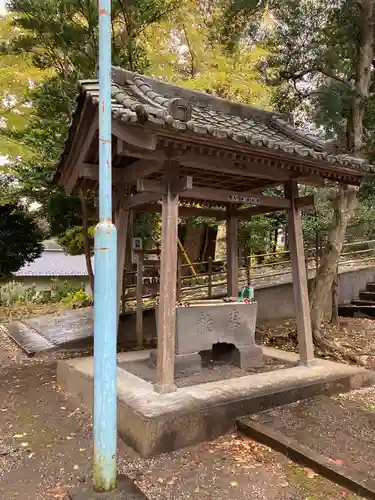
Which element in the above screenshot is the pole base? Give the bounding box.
[67,476,148,499]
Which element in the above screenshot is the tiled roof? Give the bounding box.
[14,250,89,278]
[75,67,370,173]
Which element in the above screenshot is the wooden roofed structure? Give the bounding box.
[55,67,371,394]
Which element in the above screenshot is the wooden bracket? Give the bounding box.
[294,194,315,209]
[170,175,193,196]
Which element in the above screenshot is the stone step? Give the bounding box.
[359,291,375,301]
[352,299,375,306]
[338,304,375,318]
[366,282,375,292]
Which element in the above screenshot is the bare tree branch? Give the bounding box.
[281,66,354,90]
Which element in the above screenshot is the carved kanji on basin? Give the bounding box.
[175,300,263,369]
[152,300,264,371]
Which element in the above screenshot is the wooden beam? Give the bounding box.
[226,205,238,297]
[137,175,193,196]
[135,202,226,219]
[236,205,283,219]
[137,178,163,193]
[117,143,165,160]
[178,186,291,208]
[59,99,94,186]
[285,181,314,365]
[236,194,314,219]
[112,148,291,184]
[79,160,163,185]
[124,192,162,210]
[155,182,179,394]
[121,160,162,183]
[297,176,326,188]
[63,117,98,195]
[112,120,157,150]
[177,154,290,182]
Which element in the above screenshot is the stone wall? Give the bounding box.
[254,265,375,322]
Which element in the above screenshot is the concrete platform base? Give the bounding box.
[57,347,374,457]
[67,476,148,499]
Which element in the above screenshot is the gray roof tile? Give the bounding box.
[55,68,372,185]
[78,70,371,173]
[14,250,89,277]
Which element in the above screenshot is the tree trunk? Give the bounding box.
[331,265,339,324]
[215,223,227,262]
[309,185,357,336]
[309,0,374,346]
[79,189,94,294]
[182,219,205,275]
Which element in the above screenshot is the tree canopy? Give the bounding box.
[0,203,43,278]
[2,0,374,345]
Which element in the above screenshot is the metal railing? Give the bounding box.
[120,238,375,311]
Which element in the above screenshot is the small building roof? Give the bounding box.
[14,249,88,278]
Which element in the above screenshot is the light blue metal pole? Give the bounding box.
[93,0,117,492]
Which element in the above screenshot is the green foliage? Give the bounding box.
[134,212,161,248]
[239,214,277,254]
[0,203,44,278]
[0,278,88,305]
[0,14,52,159]
[146,0,272,107]
[0,281,36,305]
[61,288,92,306]
[58,225,95,255]
[49,278,85,301]
[1,0,182,248]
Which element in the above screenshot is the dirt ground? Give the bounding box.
[0,318,374,500]
[249,394,375,481]
[259,316,375,369]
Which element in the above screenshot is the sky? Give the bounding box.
[0,0,5,13]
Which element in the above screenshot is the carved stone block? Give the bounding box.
[175,301,259,355]
[154,300,263,370]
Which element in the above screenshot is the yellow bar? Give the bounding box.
[177,238,197,276]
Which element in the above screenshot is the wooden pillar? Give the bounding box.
[136,251,144,347]
[115,202,130,335]
[226,204,238,297]
[155,177,179,394]
[285,181,314,365]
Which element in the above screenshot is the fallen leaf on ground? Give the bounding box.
[230,481,239,486]
[303,467,318,479]
[330,459,344,465]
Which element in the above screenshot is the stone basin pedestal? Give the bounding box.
[151,299,263,371]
